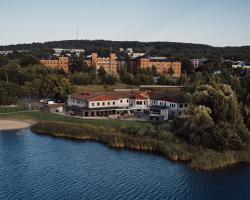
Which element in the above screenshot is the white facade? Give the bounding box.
[67,96,87,108]
[151,99,188,118]
[89,98,130,109]
[53,48,85,57]
[130,53,146,58]
[67,92,187,120]
[129,99,151,111]
[149,108,169,121]
[68,95,130,109]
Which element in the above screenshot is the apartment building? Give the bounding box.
[85,53,118,74]
[40,57,69,72]
[136,57,181,77]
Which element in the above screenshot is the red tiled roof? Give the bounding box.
[70,91,186,103]
[130,93,148,100]
[89,95,117,101]
[158,93,186,103]
[71,92,124,101]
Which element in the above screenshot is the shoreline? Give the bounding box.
[31,122,250,171]
[0,120,33,131]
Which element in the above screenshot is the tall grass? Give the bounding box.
[31,122,250,171]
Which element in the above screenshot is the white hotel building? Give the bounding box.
[67,91,188,122]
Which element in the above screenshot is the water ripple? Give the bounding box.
[0,130,250,200]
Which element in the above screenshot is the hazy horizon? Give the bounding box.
[1,0,250,47]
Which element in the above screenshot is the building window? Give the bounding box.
[108,102,110,105]
[92,103,94,106]
[103,102,105,106]
[113,102,115,105]
[136,101,142,105]
[144,101,146,105]
[120,100,123,103]
[127,99,129,103]
[97,102,100,106]
[179,104,183,108]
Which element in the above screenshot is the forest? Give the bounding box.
[1,39,250,60]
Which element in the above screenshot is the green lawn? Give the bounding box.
[0,111,149,128]
[0,107,28,113]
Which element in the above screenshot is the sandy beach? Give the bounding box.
[0,120,32,131]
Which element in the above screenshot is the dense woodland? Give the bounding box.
[1,39,250,60]
[0,40,250,152]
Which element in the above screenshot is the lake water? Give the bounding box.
[0,129,250,200]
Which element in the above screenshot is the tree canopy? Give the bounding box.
[175,84,250,150]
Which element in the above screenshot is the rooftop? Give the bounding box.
[70,91,186,103]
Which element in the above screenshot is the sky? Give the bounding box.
[0,0,250,47]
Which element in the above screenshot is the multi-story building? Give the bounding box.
[40,57,69,72]
[67,90,187,121]
[150,93,188,118]
[127,56,181,77]
[85,53,118,74]
[67,91,132,117]
[136,57,181,77]
[84,52,182,76]
[53,48,85,57]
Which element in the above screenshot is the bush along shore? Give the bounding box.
[31,122,250,171]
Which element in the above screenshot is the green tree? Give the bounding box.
[168,67,174,77]
[20,54,40,67]
[40,75,74,101]
[176,84,250,150]
[98,66,106,78]
[0,81,21,105]
[70,59,95,73]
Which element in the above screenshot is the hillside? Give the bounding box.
[0,40,250,60]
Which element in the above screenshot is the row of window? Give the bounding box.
[179,104,188,108]
[170,104,176,108]
[92,101,115,107]
[72,99,84,104]
[91,99,129,107]
[136,101,146,105]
